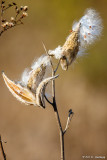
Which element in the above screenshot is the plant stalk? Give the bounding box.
[51,62,65,160]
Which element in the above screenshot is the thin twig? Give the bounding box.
[42,41,54,71]
[0,22,23,36]
[64,109,74,134]
[54,60,60,74]
[44,95,53,105]
[0,135,6,160]
[3,5,14,11]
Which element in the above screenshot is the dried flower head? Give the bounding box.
[2,55,58,108]
[49,9,103,70]
[0,1,28,36]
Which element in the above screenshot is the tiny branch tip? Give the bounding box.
[63,109,74,134]
[68,109,74,117]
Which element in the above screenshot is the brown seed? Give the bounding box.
[84,35,86,38]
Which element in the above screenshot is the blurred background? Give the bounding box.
[0,0,107,159]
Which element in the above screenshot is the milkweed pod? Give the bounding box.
[36,75,58,108]
[60,57,68,71]
[49,9,103,70]
[2,72,58,108]
[26,55,50,92]
[21,55,50,92]
[2,55,52,108]
[27,65,46,93]
[60,25,80,70]
[2,72,37,105]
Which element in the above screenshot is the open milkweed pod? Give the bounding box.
[36,75,58,108]
[49,9,103,71]
[27,65,46,92]
[22,55,50,93]
[2,55,55,108]
[48,24,80,71]
[60,23,81,70]
[2,72,37,105]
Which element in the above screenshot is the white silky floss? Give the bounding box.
[73,9,103,50]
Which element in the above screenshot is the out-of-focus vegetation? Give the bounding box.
[0,0,107,160]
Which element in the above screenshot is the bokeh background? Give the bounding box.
[0,0,107,159]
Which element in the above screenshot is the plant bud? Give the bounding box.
[22,12,28,17]
[16,9,20,14]
[11,17,15,22]
[5,22,9,26]
[1,23,6,28]
[13,2,16,5]
[20,6,23,10]
[8,22,14,27]
[8,4,12,7]
[23,6,28,11]
[2,1,5,4]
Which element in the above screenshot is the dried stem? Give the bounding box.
[0,135,6,160]
[43,43,74,159]
[51,63,65,160]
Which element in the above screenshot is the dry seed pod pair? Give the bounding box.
[49,9,103,70]
[2,55,58,108]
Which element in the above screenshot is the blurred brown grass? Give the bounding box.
[0,0,107,160]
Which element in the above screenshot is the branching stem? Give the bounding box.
[64,110,74,134]
[51,64,65,160]
[42,43,73,160]
[0,23,22,36]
